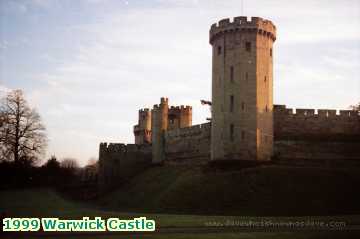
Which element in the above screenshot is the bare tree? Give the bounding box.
[0,90,47,165]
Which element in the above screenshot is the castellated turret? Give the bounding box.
[133,108,152,144]
[168,105,192,130]
[210,16,276,161]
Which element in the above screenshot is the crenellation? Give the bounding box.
[274,104,360,142]
[165,123,211,141]
[296,108,315,116]
[219,18,230,27]
[274,105,359,119]
[100,142,152,156]
[209,16,276,44]
[139,108,150,112]
[340,110,353,117]
[234,16,248,24]
[160,97,168,104]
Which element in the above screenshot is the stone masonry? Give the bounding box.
[98,16,360,190]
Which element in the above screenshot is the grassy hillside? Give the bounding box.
[2,187,360,238]
[98,165,360,216]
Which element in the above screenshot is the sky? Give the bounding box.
[0,0,359,165]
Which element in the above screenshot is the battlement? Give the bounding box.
[274,104,360,142]
[209,16,276,44]
[169,105,192,113]
[165,122,211,140]
[139,108,150,113]
[100,142,151,154]
[160,97,168,104]
[274,105,360,118]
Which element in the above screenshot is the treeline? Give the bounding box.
[0,156,81,190]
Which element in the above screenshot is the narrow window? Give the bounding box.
[241,130,245,140]
[217,46,222,55]
[265,105,268,112]
[230,95,234,112]
[241,102,245,111]
[264,76,267,82]
[245,72,248,81]
[245,42,251,52]
[270,48,273,57]
[230,124,234,141]
[230,66,234,82]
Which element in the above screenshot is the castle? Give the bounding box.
[99,16,360,190]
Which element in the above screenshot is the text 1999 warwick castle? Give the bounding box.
[98,16,360,190]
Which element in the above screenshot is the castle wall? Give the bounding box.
[164,122,211,164]
[273,105,360,161]
[274,140,360,162]
[161,105,360,164]
[274,105,360,141]
[98,106,359,187]
[98,143,152,191]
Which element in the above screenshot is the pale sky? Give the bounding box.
[1,0,359,165]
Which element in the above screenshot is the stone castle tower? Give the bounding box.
[151,97,169,164]
[134,108,152,145]
[209,16,276,161]
[147,97,193,163]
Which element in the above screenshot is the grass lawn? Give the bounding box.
[2,232,360,239]
[1,188,360,239]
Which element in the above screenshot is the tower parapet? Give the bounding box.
[168,105,192,129]
[210,16,276,44]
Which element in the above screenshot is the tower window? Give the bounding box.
[245,42,251,52]
[230,66,234,82]
[230,95,234,112]
[270,48,273,57]
[241,130,245,140]
[264,76,267,82]
[217,46,222,55]
[241,102,245,111]
[230,124,234,141]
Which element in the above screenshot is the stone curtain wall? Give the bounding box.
[163,105,360,163]
[164,122,211,164]
[98,143,152,191]
[274,105,360,141]
[273,105,360,161]
[98,106,359,186]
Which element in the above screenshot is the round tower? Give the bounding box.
[134,108,152,144]
[209,16,276,161]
